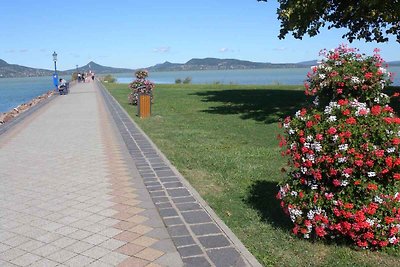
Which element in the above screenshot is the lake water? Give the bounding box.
[1,68,399,113]
[0,75,68,113]
[115,67,400,86]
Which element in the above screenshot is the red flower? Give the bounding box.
[315,226,327,237]
[367,183,378,190]
[342,109,351,116]
[327,127,337,135]
[346,117,357,124]
[357,240,368,248]
[355,160,363,167]
[364,72,373,79]
[393,138,400,145]
[385,217,395,224]
[371,105,381,115]
[316,134,323,141]
[375,150,385,158]
[332,179,341,187]
[338,99,348,106]
[386,157,393,168]
[306,121,313,128]
[394,173,400,180]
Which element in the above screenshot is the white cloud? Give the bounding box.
[219,48,233,53]
[273,47,287,51]
[153,47,171,53]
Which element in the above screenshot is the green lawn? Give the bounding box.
[105,83,400,267]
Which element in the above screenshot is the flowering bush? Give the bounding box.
[278,45,400,249]
[128,70,155,105]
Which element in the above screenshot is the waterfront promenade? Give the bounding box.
[0,82,260,266]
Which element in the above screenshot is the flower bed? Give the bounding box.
[128,70,155,105]
[278,45,400,249]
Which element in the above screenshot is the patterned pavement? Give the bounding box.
[0,81,261,267]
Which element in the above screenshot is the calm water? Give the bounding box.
[1,68,399,113]
[115,67,400,86]
[0,75,68,113]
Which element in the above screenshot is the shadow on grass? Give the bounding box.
[246,180,292,231]
[193,89,309,123]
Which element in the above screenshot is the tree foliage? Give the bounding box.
[258,0,400,43]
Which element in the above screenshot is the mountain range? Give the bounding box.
[0,58,399,78]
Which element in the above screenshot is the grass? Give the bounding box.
[105,83,400,266]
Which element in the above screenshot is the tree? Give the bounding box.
[258,0,400,43]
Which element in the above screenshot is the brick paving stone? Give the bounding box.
[114,231,141,243]
[99,251,128,265]
[181,210,213,224]
[182,256,212,267]
[9,252,42,266]
[198,235,230,249]
[0,81,260,267]
[117,243,145,256]
[134,247,164,261]
[176,245,203,258]
[64,254,95,267]
[190,223,222,236]
[206,247,243,267]
[117,257,149,267]
[29,258,59,267]
[81,246,111,259]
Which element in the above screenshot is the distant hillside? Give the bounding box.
[65,61,134,74]
[147,58,316,71]
[0,59,55,78]
[390,61,400,66]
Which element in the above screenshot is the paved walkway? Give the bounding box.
[0,81,261,266]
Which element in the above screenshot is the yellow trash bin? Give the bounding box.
[138,94,151,118]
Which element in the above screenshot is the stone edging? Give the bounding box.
[97,81,263,267]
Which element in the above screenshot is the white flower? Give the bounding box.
[335,61,342,66]
[307,210,315,220]
[301,167,308,174]
[368,172,376,177]
[338,157,347,163]
[341,180,349,186]
[304,142,310,149]
[313,96,320,106]
[283,123,290,129]
[389,237,397,244]
[304,234,310,239]
[312,142,322,152]
[288,129,295,135]
[366,218,375,226]
[387,147,395,153]
[374,196,383,204]
[339,144,348,151]
[328,116,337,122]
[332,135,339,142]
[290,143,296,150]
[306,135,313,142]
[379,67,387,74]
[351,76,360,84]
[291,191,298,197]
[319,74,326,79]
[295,110,301,117]
[311,184,318,190]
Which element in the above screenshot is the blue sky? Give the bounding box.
[1,0,399,71]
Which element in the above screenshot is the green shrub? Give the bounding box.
[183,77,192,84]
[278,45,399,249]
[103,74,116,83]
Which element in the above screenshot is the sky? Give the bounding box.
[0,0,399,71]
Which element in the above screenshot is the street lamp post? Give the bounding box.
[52,51,58,89]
